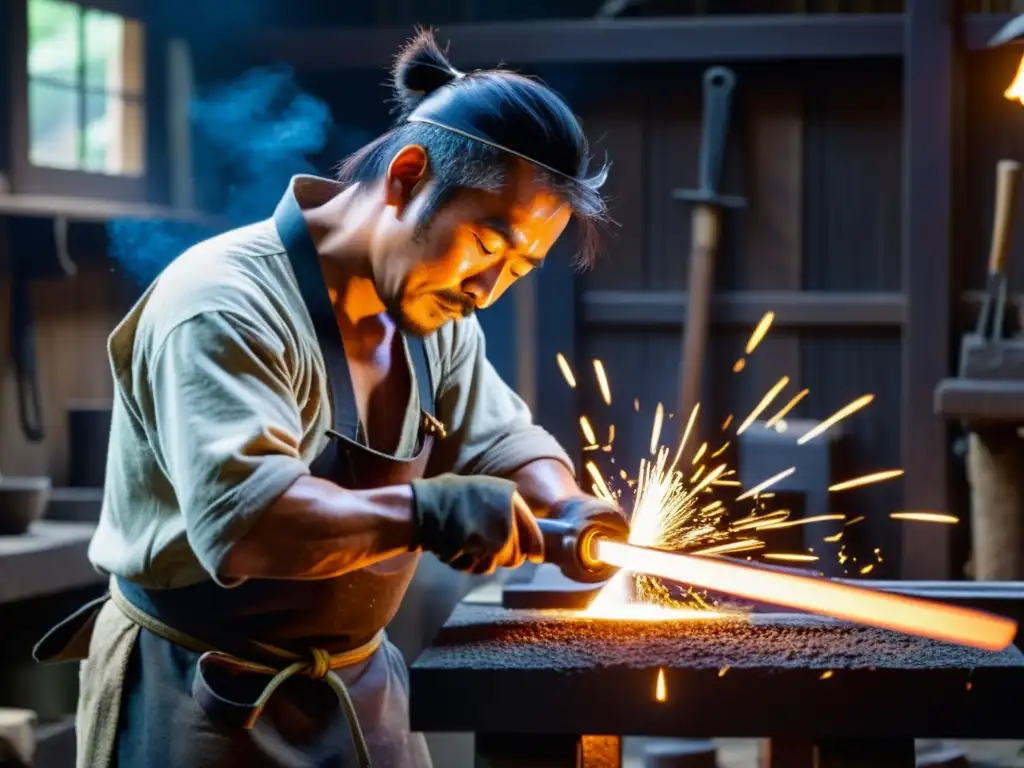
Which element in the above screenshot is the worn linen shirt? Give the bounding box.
[88,177,573,589]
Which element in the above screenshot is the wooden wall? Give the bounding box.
[534,61,908,577]
[0,256,126,483]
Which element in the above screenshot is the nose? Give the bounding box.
[462,261,507,309]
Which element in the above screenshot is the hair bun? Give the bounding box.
[392,28,463,118]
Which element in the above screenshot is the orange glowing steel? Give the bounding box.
[1006,53,1024,105]
[797,394,874,445]
[891,511,959,524]
[737,376,790,435]
[593,360,612,405]
[556,353,577,388]
[593,539,1017,651]
[829,469,903,492]
[655,668,667,702]
[746,312,775,354]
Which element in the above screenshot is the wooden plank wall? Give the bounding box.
[556,61,907,577]
[0,256,126,483]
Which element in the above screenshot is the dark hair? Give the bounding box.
[335,28,610,267]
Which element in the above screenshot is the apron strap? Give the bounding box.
[273,187,437,441]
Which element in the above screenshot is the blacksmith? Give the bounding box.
[34,29,627,768]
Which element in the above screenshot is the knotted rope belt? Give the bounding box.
[109,578,381,768]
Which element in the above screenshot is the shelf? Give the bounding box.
[580,289,906,328]
[242,15,905,70]
[0,521,102,605]
[0,193,221,227]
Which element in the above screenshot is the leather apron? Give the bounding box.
[34,192,440,768]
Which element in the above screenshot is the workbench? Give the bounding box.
[410,580,1024,767]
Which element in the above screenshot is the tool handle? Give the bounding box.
[988,158,1023,276]
[697,66,737,195]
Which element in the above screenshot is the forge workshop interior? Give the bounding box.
[5,1,1024,767]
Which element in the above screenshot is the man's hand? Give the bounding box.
[409,475,543,575]
[552,496,630,544]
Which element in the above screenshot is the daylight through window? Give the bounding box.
[27,0,146,176]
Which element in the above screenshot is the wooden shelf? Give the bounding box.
[0,521,102,605]
[0,193,221,227]
[580,289,906,328]
[242,15,905,70]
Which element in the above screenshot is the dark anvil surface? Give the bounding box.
[409,604,1024,739]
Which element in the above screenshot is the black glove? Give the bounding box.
[553,496,630,544]
[409,474,542,575]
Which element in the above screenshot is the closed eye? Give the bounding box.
[472,233,493,256]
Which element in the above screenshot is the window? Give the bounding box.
[26,0,145,177]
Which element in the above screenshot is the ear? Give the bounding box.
[385,144,429,211]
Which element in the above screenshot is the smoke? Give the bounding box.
[107,65,372,286]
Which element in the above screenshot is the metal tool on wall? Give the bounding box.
[973,159,1021,350]
[6,216,78,443]
[672,66,745,453]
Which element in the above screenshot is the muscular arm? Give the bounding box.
[146,311,417,586]
[219,477,415,582]
[508,458,590,516]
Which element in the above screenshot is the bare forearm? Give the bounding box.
[508,459,589,516]
[218,476,414,582]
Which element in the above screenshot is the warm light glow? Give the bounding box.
[829,469,903,492]
[593,360,612,405]
[763,553,820,563]
[556,353,577,388]
[593,539,1017,651]
[655,668,667,702]
[797,394,874,445]
[1006,53,1024,105]
[890,511,959,524]
[746,312,775,354]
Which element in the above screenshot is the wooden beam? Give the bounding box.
[580,290,905,328]
[240,16,905,71]
[902,0,956,579]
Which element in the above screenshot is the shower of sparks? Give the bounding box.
[797,394,874,445]
[820,671,834,681]
[860,564,875,575]
[765,388,809,428]
[736,467,796,501]
[556,353,577,388]
[829,469,903,493]
[580,416,597,446]
[650,403,664,455]
[733,358,746,373]
[757,514,845,531]
[655,668,667,701]
[736,376,790,435]
[746,312,775,354]
[890,511,959,524]
[764,553,820,563]
[845,516,865,527]
[593,360,612,405]
[569,312,898,619]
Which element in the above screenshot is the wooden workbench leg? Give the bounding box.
[475,733,621,768]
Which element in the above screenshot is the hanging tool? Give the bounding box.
[672,66,745,451]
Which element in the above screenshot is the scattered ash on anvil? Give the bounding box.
[415,605,1023,672]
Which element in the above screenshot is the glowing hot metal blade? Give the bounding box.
[594,540,1017,651]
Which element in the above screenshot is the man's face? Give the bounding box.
[371,150,572,336]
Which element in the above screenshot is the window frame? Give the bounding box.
[9,0,148,201]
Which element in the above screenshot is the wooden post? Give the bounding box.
[966,428,1024,578]
[902,0,958,579]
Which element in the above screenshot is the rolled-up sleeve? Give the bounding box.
[143,310,310,585]
[434,317,574,478]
